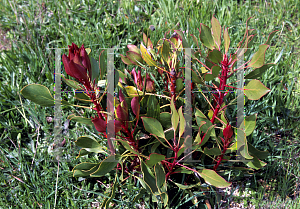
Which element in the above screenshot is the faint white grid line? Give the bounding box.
[107,48,117,159]
[183,48,194,162]
[54,49,62,160]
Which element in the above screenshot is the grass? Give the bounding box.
[0,0,299,208]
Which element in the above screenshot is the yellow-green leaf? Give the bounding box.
[140,42,156,66]
[239,114,257,136]
[211,16,221,48]
[178,107,186,139]
[197,169,231,188]
[200,23,215,50]
[124,86,143,97]
[246,155,267,170]
[244,79,270,100]
[248,44,269,68]
[224,27,230,53]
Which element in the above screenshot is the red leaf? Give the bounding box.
[69,60,88,83]
[119,89,125,103]
[114,120,122,133]
[80,44,92,77]
[223,124,233,140]
[92,117,107,133]
[116,102,128,122]
[131,97,140,117]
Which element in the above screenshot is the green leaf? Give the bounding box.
[126,51,144,65]
[170,98,179,132]
[136,177,153,196]
[147,95,160,119]
[73,162,98,171]
[248,143,269,160]
[101,174,118,209]
[204,147,222,155]
[191,69,203,84]
[75,136,106,153]
[161,39,171,63]
[175,78,184,93]
[90,155,120,177]
[244,39,256,57]
[21,84,55,107]
[197,169,231,188]
[154,164,166,190]
[194,129,201,144]
[191,34,199,49]
[116,139,139,155]
[68,114,94,126]
[195,108,207,119]
[239,114,257,136]
[220,110,228,124]
[205,73,215,82]
[174,30,190,49]
[248,44,269,68]
[132,189,147,205]
[90,56,100,83]
[146,154,166,167]
[265,30,279,45]
[200,23,215,50]
[76,149,91,158]
[208,49,223,64]
[118,70,126,83]
[205,59,214,69]
[212,65,221,77]
[244,79,270,100]
[236,128,253,160]
[194,123,215,146]
[142,117,165,139]
[173,167,193,174]
[237,35,255,57]
[246,155,267,170]
[75,92,91,103]
[224,27,230,53]
[211,16,221,48]
[120,54,134,65]
[72,162,100,177]
[99,50,107,79]
[141,160,159,193]
[196,116,213,133]
[62,76,83,90]
[245,64,275,79]
[200,125,215,145]
[171,180,202,190]
[159,192,169,207]
[178,107,186,139]
[151,142,161,153]
[159,112,172,129]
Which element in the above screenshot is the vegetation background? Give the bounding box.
[0,0,299,208]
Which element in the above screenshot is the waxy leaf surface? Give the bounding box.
[244,79,270,100]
